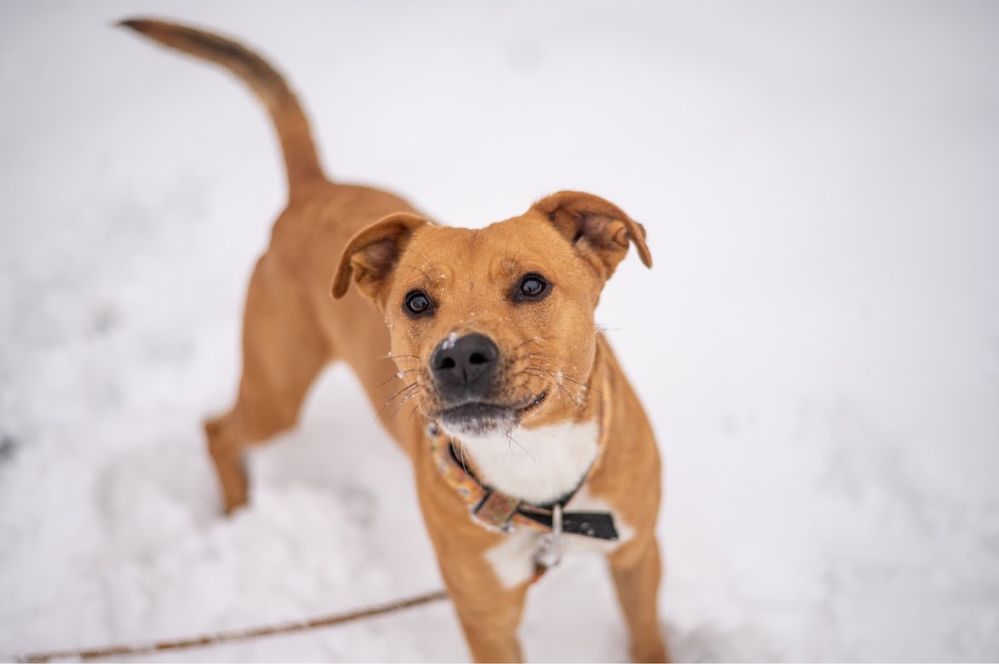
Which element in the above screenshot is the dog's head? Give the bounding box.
[331,191,651,438]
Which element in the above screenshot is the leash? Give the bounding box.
[14,589,448,662]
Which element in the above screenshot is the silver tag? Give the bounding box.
[532,504,563,569]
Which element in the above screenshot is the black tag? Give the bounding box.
[518,509,619,541]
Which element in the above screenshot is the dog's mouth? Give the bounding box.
[436,391,547,437]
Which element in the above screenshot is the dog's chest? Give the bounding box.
[452,420,600,505]
[451,420,631,588]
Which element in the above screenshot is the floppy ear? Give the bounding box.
[531,190,652,279]
[331,212,430,304]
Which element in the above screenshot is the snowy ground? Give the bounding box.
[2,1,998,661]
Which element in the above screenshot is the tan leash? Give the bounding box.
[15,589,449,662]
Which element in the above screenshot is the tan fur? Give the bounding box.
[122,18,667,662]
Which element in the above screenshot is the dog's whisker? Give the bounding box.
[383,381,418,406]
[521,357,600,397]
[372,368,420,389]
[523,365,586,410]
[556,373,601,395]
[388,388,422,420]
[377,382,419,418]
[504,431,535,463]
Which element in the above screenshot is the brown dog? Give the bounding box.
[121,18,667,662]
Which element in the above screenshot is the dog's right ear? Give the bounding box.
[331,212,430,304]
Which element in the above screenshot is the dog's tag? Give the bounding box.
[533,504,563,569]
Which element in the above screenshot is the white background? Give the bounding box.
[1,1,997,660]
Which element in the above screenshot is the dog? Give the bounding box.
[121,18,667,662]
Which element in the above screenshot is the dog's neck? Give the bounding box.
[446,419,600,505]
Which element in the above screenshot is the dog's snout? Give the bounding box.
[431,333,499,401]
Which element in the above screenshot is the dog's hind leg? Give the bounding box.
[205,253,332,514]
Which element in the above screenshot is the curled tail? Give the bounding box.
[119,18,325,198]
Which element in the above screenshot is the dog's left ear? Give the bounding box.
[331,212,430,305]
[531,190,652,279]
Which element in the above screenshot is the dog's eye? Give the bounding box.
[404,290,434,317]
[513,274,550,302]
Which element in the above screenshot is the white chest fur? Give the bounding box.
[446,419,631,588]
[448,420,600,505]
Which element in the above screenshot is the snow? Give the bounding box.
[2,1,998,661]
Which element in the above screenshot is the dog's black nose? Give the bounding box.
[431,333,499,402]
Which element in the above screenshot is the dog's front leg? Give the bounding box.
[441,558,529,663]
[608,535,669,662]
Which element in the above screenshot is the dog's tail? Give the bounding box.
[118,18,325,198]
